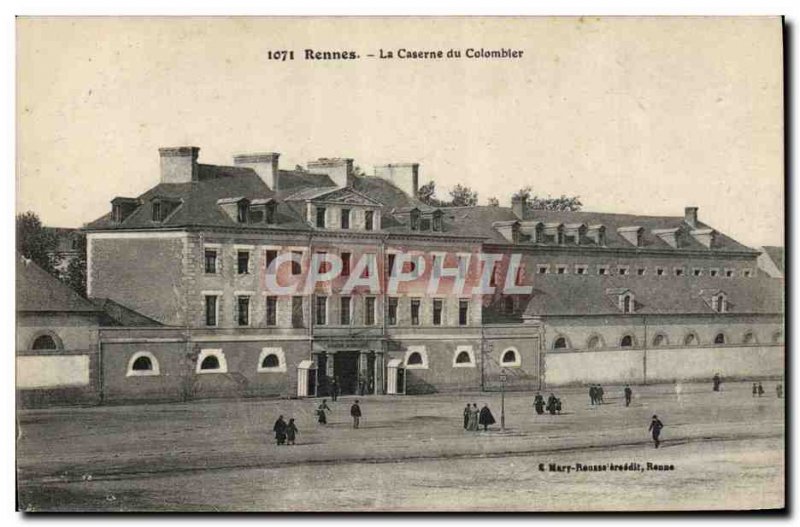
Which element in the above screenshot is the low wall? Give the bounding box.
[544,344,784,386]
[16,351,100,407]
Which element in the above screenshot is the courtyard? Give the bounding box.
[16,380,784,511]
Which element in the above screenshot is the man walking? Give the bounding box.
[330,377,339,402]
[350,399,362,429]
[533,392,545,415]
[624,385,632,407]
[273,415,287,446]
[589,385,596,405]
[479,403,496,431]
[598,385,605,404]
[463,403,471,429]
[712,373,721,392]
[648,415,664,449]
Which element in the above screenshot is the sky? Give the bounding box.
[16,16,784,247]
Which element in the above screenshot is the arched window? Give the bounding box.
[620,335,634,348]
[31,334,58,350]
[743,332,756,344]
[452,346,475,368]
[553,337,568,350]
[684,332,699,346]
[196,349,227,374]
[407,352,423,365]
[711,294,727,313]
[126,351,160,377]
[772,331,783,344]
[455,351,471,363]
[262,354,279,368]
[714,333,726,345]
[258,348,286,372]
[501,348,521,367]
[652,333,668,347]
[587,335,602,349]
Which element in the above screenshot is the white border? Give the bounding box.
[404,345,428,369]
[196,349,228,374]
[257,347,286,372]
[452,345,475,368]
[126,351,160,377]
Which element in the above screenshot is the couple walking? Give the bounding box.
[272,415,299,445]
[463,403,495,431]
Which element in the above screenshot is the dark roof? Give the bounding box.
[16,254,99,313]
[522,275,784,317]
[275,170,336,194]
[91,298,164,327]
[761,246,785,274]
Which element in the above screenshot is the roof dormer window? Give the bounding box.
[432,210,443,232]
[150,197,181,223]
[711,293,727,313]
[410,209,420,231]
[620,292,634,313]
[111,197,141,223]
[237,201,249,223]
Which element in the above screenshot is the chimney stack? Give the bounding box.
[307,158,355,188]
[684,206,699,228]
[234,152,281,190]
[159,147,200,184]
[375,163,420,197]
[511,195,527,219]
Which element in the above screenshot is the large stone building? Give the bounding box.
[39,145,781,404]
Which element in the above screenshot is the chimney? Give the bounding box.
[684,206,699,228]
[307,158,354,188]
[375,163,420,197]
[234,152,281,190]
[159,146,199,184]
[511,195,527,219]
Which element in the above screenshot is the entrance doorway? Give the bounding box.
[334,350,360,395]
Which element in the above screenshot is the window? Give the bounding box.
[291,251,302,275]
[711,294,727,313]
[575,265,588,275]
[237,251,250,275]
[340,296,351,325]
[341,252,351,276]
[656,267,665,276]
[621,294,633,314]
[410,298,421,326]
[317,251,329,274]
[714,333,725,345]
[126,351,160,377]
[265,296,278,326]
[501,348,521,367]
[553,337,567,349]
[388,297,398,326]
[598,266,609,276]
[743,269,752,278]
[458,300,469,326]
[204,249,218,274]
[365,297,376,326]
[674,268,685,277]
[265,250,278,274]
[237,296,251,326]
[410,210,420,230]
[31,334,58,350]
[725,269,734,278]
[636,268,646,276]
[407,352,423,365]
[684,332,699,346]
[618,266,629,276]
[237,202,248,223]
[152,201,163,222]
[316,207,326,228]
[258,348,286,372]
[710,269,719,277]
[537,265,549,275]
[405,347,428,369]
[743,332,756,344]
[315,296,327,326]
[453,346,475,368]
[620,335,634,347]
[365,210,374,231]
[490,263,499,286]
[265,203,276,224]
[432,213,443,232]
[205,295,218,326]
[291,296,304,328]
[693,268,703,277]
[652,334,667,347]
[433,299,443,325]
[196,349,227,374]
[587,335,601,349]
[556,265,568,275]
[341,209,351,229]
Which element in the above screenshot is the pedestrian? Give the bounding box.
[758,382,765,397]
[317,399,331,424]
[648,415,664,449]
[479,403,496,431]
[598,385,605,404]
[467,403,479,431]
[555,397,562,415]
[712,373,721,392]
[777,384,783,398]
[624,384,632,407]
[286,418,298,445]
[547,393,557,415]
[463,403,471,429]
[752,383,758,397]
[273,415,287,445]
[589,385,596,405]
[330,377,339,402]
[533,392,545,415]
[350,400,362,429]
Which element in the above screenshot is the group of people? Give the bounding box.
[713,374,782,399]
[532,392,563,415]
[315,398,362,428]
[272,415,299,446]
[588,384,605,405]
[463,403,496,431]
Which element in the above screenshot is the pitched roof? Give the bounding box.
[90,298,163,326]
[761,246,785,274]
[16,254,99,313]
[522,275,784,317]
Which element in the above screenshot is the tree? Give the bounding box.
[16,211,61,275]
[62,232,87,297]
[417,180,478,207]
[487,197,500,207]
[512,186,583,212]
[417,181,444,207]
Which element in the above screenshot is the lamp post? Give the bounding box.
[500,371,507,431]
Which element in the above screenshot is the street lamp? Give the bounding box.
[499,370,507,431]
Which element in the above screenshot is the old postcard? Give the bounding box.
[15,16,785,512]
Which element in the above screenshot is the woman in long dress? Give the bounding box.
[467,403,479,431]
[317,399,331,424]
